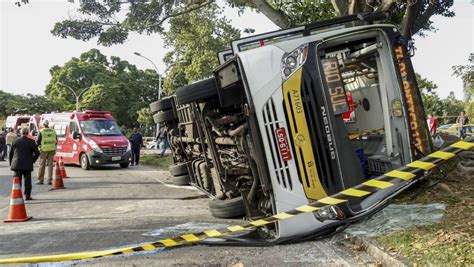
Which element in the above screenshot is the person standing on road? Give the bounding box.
[157,126,170,158]
[36,120,57,185]
[9,127,40,200]
[0,128,6,161]
[129,127,143,166]
[456,111,469,140]
[6,128,17,163]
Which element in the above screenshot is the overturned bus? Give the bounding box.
[149,13,433,240]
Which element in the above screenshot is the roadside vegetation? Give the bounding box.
[140,154,172,170]
[377,157,474,266]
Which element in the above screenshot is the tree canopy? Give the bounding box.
[45,49,160,128]
[0,91,61,120]
[162,3,240,94]
[39,0,454,47]
[417,73,465,123]
[452,53,473,114]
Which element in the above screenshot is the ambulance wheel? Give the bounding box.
[172,174,190,186]
[80,154,91,170]
[169,162,189,176]
[150,97,173,113]
[175,77,217,105]
[120,162,129,168]
[209,197,245,219]
[153,110,176,124]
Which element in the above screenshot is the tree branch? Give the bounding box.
[150,1,213,27]
[331,0,350,16]
[249,0,292,28]
[411,1,438,35]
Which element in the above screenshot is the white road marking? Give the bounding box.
[135,170,199,191]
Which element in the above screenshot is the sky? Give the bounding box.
[0,0,472,100]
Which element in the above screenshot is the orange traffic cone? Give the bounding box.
[50,161,66,190]
[4,177,32,223]
[58,156,69,178]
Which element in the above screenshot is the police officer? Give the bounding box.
[36,120,57,185]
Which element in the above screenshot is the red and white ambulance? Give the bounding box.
[42,110,131,169]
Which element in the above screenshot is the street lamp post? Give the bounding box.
[133,52,162,100]
[134,52,162,138]
[58,82,92,111]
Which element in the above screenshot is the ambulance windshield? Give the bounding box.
[80,120,122,136]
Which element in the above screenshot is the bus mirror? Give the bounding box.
[72,131,81,140]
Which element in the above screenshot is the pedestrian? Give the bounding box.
[428,112,437,136]
[0,128,5,161]
[157,126,170,158]
[456,110,469,140]
[6,128,17,163]
[129,127,143,166]
[36,120,57,185]
[9,127,40,200]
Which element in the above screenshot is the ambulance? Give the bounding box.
[43,111,131,169]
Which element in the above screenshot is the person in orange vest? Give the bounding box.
[9,127,40,200]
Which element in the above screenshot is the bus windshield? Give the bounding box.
[80,120,122,136]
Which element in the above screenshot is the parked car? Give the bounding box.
[437,124,473,137]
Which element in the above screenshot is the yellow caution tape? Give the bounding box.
[0,140,471,264]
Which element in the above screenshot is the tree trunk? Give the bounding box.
[250,0,292,29]
[401,0,424,41]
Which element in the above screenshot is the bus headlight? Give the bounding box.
[88,140,103,153]
[282,44,308,80]
[314,205,345,222]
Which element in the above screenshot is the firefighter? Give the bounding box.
[36,120,57,185]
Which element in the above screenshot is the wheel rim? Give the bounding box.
[81,156,87,168]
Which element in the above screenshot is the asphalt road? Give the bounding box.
[0,161,12,198]
[0,161,376,266]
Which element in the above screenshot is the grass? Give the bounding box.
[376,159,474,266]
[140,153,173,170]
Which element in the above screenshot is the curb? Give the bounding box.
[345,235,410,266]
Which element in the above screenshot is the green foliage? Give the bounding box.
[417,73,465,124]
[162,3,240,94]
[45,49,160,128]
[268,1,337,25]
[45,0,454,48]
[0,90,61,119]
[50,0,212,46]
[137,107,154,132]
[452,53,473,115]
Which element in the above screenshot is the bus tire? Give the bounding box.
[153,110,176,124]
[209,197,245,219]
[169,162,189,176]
[175,77,217,105]
[172,174,190,186]
[150,97,173,113]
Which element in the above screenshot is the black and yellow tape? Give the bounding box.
[0,141,472,264]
